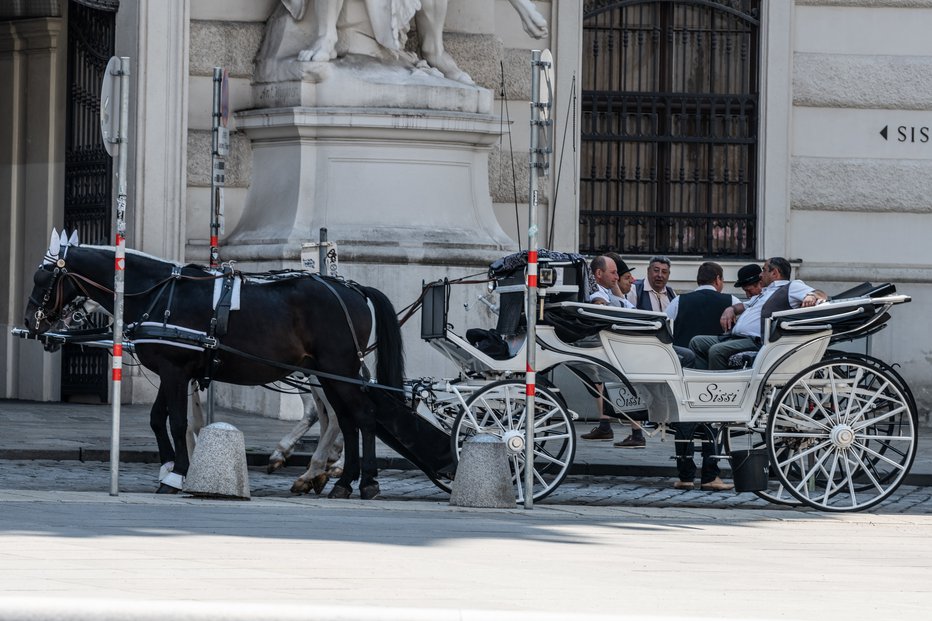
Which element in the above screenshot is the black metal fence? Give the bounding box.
[580,0,760,257]
[61,0,116,402]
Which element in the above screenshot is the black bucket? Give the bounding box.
[730,449,769,493]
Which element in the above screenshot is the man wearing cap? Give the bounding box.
[734,263,763,299]
[689,257,827,370]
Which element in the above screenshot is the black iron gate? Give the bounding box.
[580,0,760,257]
[62,0,117,402]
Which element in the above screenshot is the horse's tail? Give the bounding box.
[362,286,405,391]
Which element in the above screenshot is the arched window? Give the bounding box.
[580,0,760,257]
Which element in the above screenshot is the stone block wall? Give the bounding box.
[791,0,932,417]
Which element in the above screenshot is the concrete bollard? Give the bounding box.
[183,422,251,500]
[449,434,515,508]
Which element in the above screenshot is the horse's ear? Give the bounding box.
[68,230,79,247]
[43,228,61,265]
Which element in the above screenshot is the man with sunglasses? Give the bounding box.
[688,257,827,370]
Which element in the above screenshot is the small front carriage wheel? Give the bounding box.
[766,357,917,512]
[450,380,576,503]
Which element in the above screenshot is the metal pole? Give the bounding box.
[319,227,328,275]
[524,50,543,510]
[207,67,227,426]
[209,67,222,270]
[109,57,131,496]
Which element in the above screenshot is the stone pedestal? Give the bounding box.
[449,434,515,508]
[183,422,251,499]
[227,105,512,265]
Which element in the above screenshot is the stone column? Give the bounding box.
[118,0,190,262]
[117,0,190,403]
[0,18,65,400]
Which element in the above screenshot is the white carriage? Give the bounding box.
[412,253,917,512]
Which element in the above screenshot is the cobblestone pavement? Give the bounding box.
[2,459,931,514]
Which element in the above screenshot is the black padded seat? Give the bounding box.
[543,301,673,344]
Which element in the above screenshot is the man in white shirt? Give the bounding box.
[689,257,827,369]
[579,255,636,441]
[588,255,635,308]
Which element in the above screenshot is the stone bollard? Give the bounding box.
[183,422,251,500]
[449,434,515,508]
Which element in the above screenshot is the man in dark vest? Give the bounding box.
[627,255,676,312]
[664,262,739,490]
[689,257,828,370]
[666,262,738,348]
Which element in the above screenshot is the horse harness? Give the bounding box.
[32,251,392,393]
[126,265,375,389]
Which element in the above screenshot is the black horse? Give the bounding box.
[24,233,412,499]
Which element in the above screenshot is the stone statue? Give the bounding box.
[256,0,548,85]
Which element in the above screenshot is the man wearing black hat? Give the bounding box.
[734,263,763,299]
[689,257,827,369]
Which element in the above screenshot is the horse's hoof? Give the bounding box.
[290,479,312,495]
[156,483,181,494]
[360,483,381,500]
[311,474,329,495]
[328,484,352,499]
[268,454,286,474]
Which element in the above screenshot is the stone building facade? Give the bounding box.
[1,0,930,419]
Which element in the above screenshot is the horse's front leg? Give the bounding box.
[149,385,177,489]
[270,389,320,474]
[157,376,193,493]
[291,392,340,494]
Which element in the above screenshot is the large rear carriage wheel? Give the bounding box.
[766,358,917,512]
[450,380,576,503]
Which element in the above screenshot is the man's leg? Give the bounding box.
[689,335,718,370]
[698,425,721,484]
[673,423,698,487]
[707,337,758,370]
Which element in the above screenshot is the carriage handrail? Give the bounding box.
[574,307,663,330]
[610,323,663,332]
[775,306,867,331]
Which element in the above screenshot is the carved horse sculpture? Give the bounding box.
[25,230,409,499]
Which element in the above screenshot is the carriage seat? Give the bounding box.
[543,301,673,345]
[728,351,758,369]
[766,294,885,344]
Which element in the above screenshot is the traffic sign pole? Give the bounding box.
[105,57,131,497]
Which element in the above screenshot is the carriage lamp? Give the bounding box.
[538,266,556,288]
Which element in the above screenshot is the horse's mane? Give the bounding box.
[79,244,216,274]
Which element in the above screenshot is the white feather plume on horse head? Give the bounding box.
[43,228,80,265]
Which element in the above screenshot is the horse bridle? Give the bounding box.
[29,259,71,331]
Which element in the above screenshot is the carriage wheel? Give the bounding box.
[766,358,917,512]
[450,380,576,503]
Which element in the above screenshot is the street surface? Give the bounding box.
[1,460,932,620]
